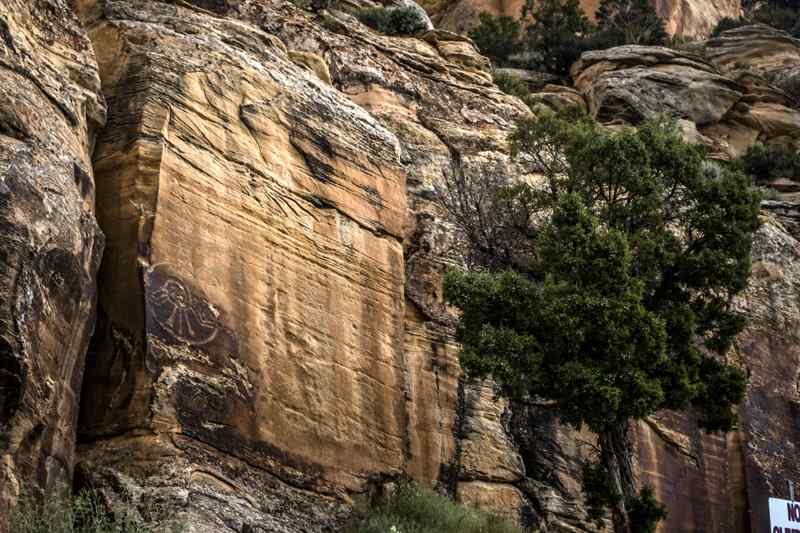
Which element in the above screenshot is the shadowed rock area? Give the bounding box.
[0,0,105,514]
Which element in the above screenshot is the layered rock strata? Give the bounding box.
[72,0,540,531]
[0,0,105,514]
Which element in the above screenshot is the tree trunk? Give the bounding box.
[598,422,638,533]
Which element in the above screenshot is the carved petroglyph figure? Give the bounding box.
[149,268,220,346]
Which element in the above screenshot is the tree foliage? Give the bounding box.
[470,13,522,66]
[441,109,761,531]
[356,6,428,36]
[523,0,594,77]
[473,0,669,78]
[595,0,667,45]
[739,142,800,183]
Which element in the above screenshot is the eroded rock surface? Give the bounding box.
[73,0,532,531]
[571,34,800,159]
[0,0,105,514]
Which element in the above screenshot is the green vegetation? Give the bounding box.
[356,6,429,36]
[471,0,666,79]
[492,70,530,99]
[347,481,524,533]
[712,0,800,38]
[595,0,667,46]
[10,489,180,533]
[440,109,761,533]
[523,0,594,77]
[710,16,749,37]
[739,142,800,182]
[470,13,522,65]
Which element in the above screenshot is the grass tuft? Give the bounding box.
[346,481,526,533]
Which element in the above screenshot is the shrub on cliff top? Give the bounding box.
[739,142,800,182]
[712,1,800,38]
[493,70,530,99]
[356,6,428,36]
[347,481,524,533]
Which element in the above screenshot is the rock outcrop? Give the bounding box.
[0,0,105,514]
[571,35,800,158]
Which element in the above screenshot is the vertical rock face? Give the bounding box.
[0,0,105,512]
[74,1,534,531]
[79,1,407,529]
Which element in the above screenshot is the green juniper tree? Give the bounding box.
[523,0,595,78]
[469,13,522,66]
[441,109,761,533]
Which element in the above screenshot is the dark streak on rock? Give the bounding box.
[0,16,15,54]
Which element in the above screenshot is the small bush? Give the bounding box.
[739,143,800,182]
[710,17,748,37]
[469,13,522,66]
[493,71,530,99]
[9,489,179,533]
[752,4,800,37]
[356,6,428,36]
[346,481,524,533]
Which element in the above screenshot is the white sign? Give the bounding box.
[770,498,800,532]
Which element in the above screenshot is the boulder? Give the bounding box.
[526,84,587,112]
[494,68,561,91]
[571,45,743,125]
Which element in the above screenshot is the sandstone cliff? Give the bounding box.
[1,2,800,533]
[0,0,105,512]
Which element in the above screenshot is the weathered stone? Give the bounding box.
[704,24,800,84]
[0,0,105,515]
[289,50,333,85]
[494,68,561,91]
[572,45,743,125]
[70,0,530,531]
[459,382,525,483]
[511,404,604,532]
[457,481,533,525]
[526,84,587,112]
[6,2,800,533]
[78,1,407,529]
